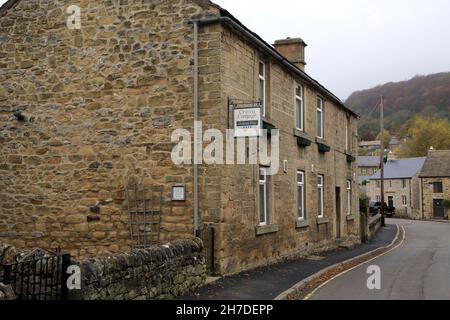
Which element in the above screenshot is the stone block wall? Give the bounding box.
[0,0,218,258]
[0,283,16,300]
[421,178,450,220]
[207,25,360,275]
[71,238,206,300]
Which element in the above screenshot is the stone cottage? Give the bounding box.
[357,156,379,194]
[419,150,450,220]
[367,157,426,219]
[0,0,359,275]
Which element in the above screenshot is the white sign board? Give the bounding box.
[172,186,186,201]
[233,107,262,137]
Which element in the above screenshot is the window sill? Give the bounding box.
[346,214,356,222]
[256,224,279,236]
[316,138,331,153]
[294,129,312,147]
[296,219,310,229]
[316,217,329,225]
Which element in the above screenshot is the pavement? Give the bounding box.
[181,223,397,300]
[310,219,450,300]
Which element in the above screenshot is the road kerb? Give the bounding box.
[274,224,402,301]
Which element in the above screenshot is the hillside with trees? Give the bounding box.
[346,72,450,140]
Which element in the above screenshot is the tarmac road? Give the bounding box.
[310,219,450,300]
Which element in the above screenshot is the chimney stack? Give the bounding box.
[273,38,307,71]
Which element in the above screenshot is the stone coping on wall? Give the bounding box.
[71,238,207,300]
[0,283,16,300]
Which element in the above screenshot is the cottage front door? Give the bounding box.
[433,199,445,219]
[388,196,394,208]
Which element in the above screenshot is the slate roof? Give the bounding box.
[419,150,450,178]
[370,157,426,180]
[357,156,380,168]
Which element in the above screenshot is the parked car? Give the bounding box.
[369,201,396,218]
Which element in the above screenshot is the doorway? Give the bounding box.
[335,187,341,239]
[433,199,445,219]
[388,196,394,208]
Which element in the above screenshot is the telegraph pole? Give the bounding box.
[380,96,386,227]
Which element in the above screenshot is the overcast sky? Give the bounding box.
[1,0,450,100]
[214,0,450,100]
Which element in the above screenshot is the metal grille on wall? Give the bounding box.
[1,250,71,300]
[126,185,163,249]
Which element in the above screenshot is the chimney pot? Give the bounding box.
[273,37,308,71]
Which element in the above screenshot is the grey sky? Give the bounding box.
[214,0,450,100]
[1,0,450,100]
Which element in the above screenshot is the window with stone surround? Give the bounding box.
[297,171,306,220]
[433,182,443,193]
[402,195,407,206]
[259,167,272,225]
[259,61,266,117]
[295,83,304,131]
[402,179,407,189]
[316,97,324,139]
[346,180,352,215]
[318,175,324,218]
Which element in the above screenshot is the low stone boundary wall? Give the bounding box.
[0,283,15,300]
[368,214,382,241]
[71,238,207,300]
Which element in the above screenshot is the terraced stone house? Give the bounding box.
[368,158,426,219]
[0,0,359,275]
[419,150,450,220]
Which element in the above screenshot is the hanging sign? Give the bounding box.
[233,105,262,137]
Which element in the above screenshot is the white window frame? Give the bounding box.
[259,61,266,117]
[402,195,407,206]
[318,175,324,218]
[346,180,352,216]
[317,97,324,139]
[433,182,444,193]
[376,195,381,202]
[345,116,349,152]
[295,83,304,131]
[259,167,271,226]
[297,171,305,220]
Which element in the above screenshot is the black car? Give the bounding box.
[369,201,396,218]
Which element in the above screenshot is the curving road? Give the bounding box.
[310,219,450,300]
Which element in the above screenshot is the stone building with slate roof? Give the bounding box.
[0,0,359,275]
[368,157,426,219]
[419,150,450,220]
